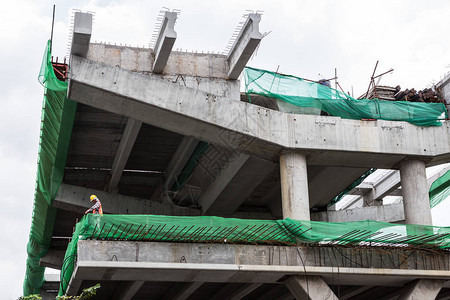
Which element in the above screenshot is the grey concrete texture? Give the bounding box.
[54,183,201,216]
[399,160,433,225]
[285,275,338,300]
[78,241,450,272]
[108,118,142,190]
[71,12,92,58]
[311,203,405,223]
[280,151,310,220]
[68,55,450,168]
[398,279,445,300]
[87,43,240,100]
[73,241,450,290]
[39,249,66,270]
[87,43,232,79]
[152,11,177,73]
[227,13,262,79]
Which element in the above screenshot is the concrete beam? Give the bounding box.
[68,55,450,167]
[340,286,373,300]
[311,203,404,223]
[40,250,66,270]
[152,11,177,73]
[285,275,338,300]
[53,183,200,216]
[205,156,276,215]
[71,259,450,287]
[111,280,144,300]
[276,292,295,300]
[342,165,450,211]
[164,136,199,190]
[398,279,445,300]
[66,275,82,296]
[198,152,249,213]
[229,283,262,300]
[165,282,203,300]
[71,12,92,58]
[108,118,142,191]
[76,241,450,287]
[342,170,400,210]
[227,13,263,79]
[308,166,370,208]
[213,283,262,300]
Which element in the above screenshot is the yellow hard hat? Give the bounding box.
[90,194,97,201]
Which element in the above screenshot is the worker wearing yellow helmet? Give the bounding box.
[85,194,103,215]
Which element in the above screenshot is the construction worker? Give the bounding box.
[85,194,103,215]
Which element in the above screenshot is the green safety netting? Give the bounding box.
[59,214,450,295]
[244,67,448,126]
[23,40,77,296]
[430,170,450,208]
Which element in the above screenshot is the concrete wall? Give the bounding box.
[311,203,405,223]
[87,43,240,99]
[78,241,450,272]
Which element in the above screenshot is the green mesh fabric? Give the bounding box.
[430,170,450,208]
[59,214,450,295]
[23,41,77,296]
[244,67,448,126]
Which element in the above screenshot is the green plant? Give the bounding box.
[18,283,100,300]
[57,283,101,300]
[18,295,42,300]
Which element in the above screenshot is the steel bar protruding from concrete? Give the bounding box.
[398,279,445,300]
[399,160,432,225]
[71,12,92,58]
[280,151,310,221]
[152,11,177,73]
[227,13,262,80]
[285,275,338,300]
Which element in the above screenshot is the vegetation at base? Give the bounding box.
[18,284,100,300]
[18,295,41,300]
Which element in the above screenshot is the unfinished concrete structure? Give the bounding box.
[34,10,450,299]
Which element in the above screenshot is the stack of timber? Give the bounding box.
[360,85,444,104]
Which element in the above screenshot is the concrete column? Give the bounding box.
[285,275,338,300]
[399,160,432,225]
[280,151,310,220]
[398,279,444,300]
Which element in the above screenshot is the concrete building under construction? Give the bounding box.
[25,9,450,300]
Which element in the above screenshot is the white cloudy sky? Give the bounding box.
[0,0,449,298]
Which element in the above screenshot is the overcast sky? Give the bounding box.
[1,0,449,298]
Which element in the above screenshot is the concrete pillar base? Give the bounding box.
[285,275,338,300]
